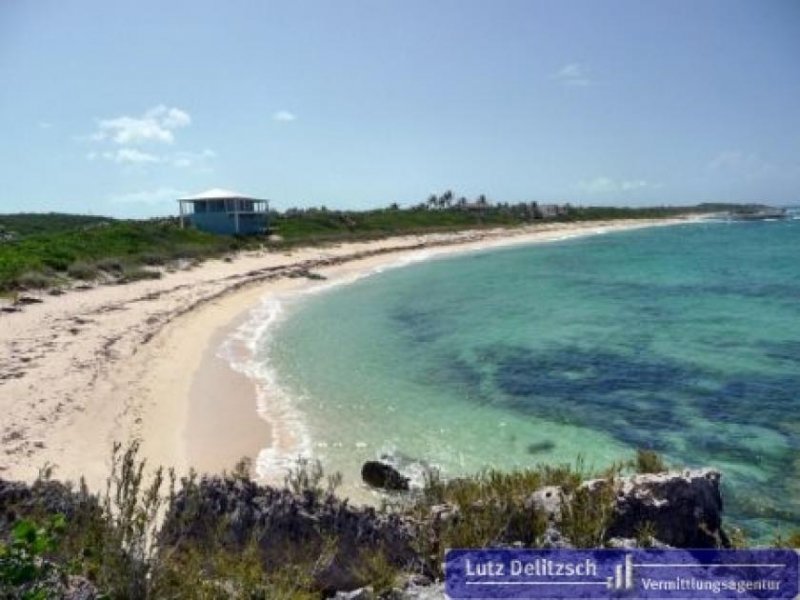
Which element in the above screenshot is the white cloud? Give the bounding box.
[110,187,188,205]
[707,150,776,178]
[106,148,161,164]
[82,106,216,171]
[147,105,191,129]
[91,105,191,145]
[272,110,297,122]
[88,146,216,168]
[576,177,654,194]
[171,148,216,168]
[554,63,591,86]
[38,121,52,129]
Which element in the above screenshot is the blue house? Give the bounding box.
[177,188,269,235]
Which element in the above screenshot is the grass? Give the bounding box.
[632,448,669,474]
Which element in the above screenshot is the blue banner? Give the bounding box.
[445,549,798,598]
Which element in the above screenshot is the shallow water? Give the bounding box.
[254,217,800,539]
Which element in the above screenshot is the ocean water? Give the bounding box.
[246,216,800,539]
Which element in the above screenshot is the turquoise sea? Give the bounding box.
[252,215,800,539]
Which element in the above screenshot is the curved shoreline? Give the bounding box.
[192,216,705,491]
[0,217,703,491]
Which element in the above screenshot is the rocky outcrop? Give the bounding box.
[604,468,727,548]
[525,468,727,548]
[361,461,410,491]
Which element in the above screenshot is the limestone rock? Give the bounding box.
[606,468,727,548]
[525,485,563,523]
[525,469,727,548]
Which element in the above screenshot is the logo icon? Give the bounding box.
[607,554,634,591]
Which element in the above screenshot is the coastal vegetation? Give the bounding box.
[0,199,743,293]
[632,448,668,474]
[3,444,794,598]
[0,217,241,293]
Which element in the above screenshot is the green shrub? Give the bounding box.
[633,449,668,474]
[0,515,66,597]
[352,549,399,596]
[16,271,55,290]
[634,521,658,548]
[118,267,162,283]
[138,252,167,266]
[284,457,341,497]
[95,258,124,273]
[66,261,98,281]
[559,479,617,547]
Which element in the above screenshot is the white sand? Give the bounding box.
[0,218,700,490]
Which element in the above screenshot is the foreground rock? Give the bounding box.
[525,468,727,548]
[605,469,726,547]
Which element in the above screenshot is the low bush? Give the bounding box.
[633,449,668,474]
[118,267,162,283]
[95,258,124,273]
[138,252,168,266]
[15,271,56,290]
[66,261,98,281]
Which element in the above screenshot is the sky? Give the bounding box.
[0,0,798,217]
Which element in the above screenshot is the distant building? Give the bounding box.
[177,188,269,235]
[537,203,569,218]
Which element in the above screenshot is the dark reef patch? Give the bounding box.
[435,342,800,532]
[390,306,448,344]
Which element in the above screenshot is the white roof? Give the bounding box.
[178,188,262,201]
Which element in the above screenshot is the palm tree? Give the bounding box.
[441,190,454,208]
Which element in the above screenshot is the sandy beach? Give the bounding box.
[0,217,700,492]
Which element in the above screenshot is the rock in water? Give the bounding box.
[361,461,410,491]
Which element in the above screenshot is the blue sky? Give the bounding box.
[1,0,798,217]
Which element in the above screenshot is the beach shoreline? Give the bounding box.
[0,216,703,492]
